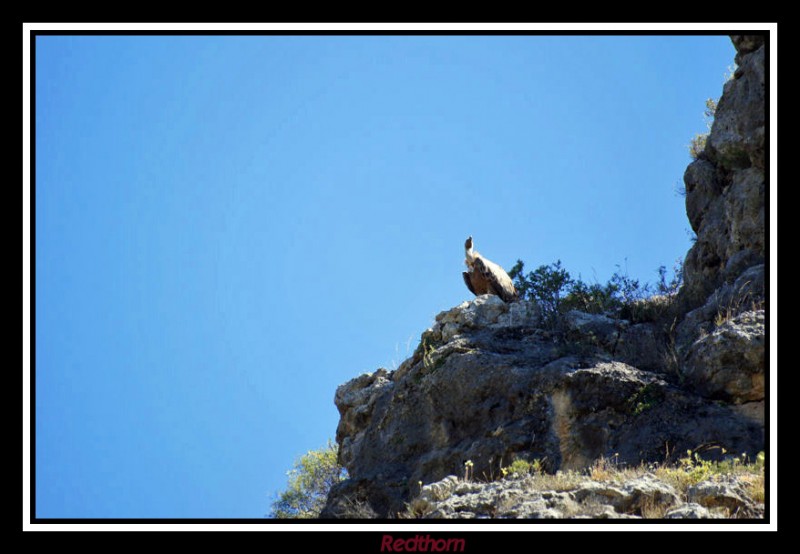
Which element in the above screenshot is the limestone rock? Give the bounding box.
[675,264,764,351]
[325,300,762,518]
[680,35,765,307]
[399,472,749,519]
[707,44,764,170]
[615,322,668,373]
[664,503,724,519]
[684,159,722,233]
[731,35,764,58]
[564,310,627,349]
[731,401,765,426]
[574,474,679,515]
[687,478,758,516]
[683,310,765,403]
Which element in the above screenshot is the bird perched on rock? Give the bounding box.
[462,236,518,303]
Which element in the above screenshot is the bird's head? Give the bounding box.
[464,236,476,266]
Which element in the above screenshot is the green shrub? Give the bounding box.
[689,98,718,159]
[269,440,346,518]
[562,279,620,315]
[508,258,683,325]
[509,260,572,326]
[500,458,544,478]
[656,260,684,297]
[689,133,708,159]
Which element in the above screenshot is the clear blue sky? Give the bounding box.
[35,34,735,518]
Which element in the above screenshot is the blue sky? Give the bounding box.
[35,34,735,518]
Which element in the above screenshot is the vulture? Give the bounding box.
[462,236,518,303]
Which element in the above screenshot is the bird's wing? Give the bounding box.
[463,271,477,296]
[474,257,517,303]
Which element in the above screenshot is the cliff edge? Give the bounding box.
[321,35,767,519]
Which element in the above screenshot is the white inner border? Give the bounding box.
[22,21,777,533]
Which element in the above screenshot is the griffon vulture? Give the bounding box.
[462,236,518,303]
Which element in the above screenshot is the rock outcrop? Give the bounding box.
[321,35,767,519]
[322,296,762,518]
[676,33,766,423]
[682,310,765,403]
[370,470,760,519]
[681,35,765,303]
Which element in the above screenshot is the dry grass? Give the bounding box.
[589,456,616,481]
[653,465,697,494]
[563,497,611,518]
[398,451,765,519]
[588,455,645,484]
[587,451,766,510]
[522,452,764,502]
[399,497,434,519]
[714,282,765,327]
[640,496,669,519]
[627,294,678,324]
[739,472,765,503]
[524,470,586,493]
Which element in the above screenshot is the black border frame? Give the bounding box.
[25,25,774,530]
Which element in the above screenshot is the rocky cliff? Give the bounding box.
[321,35,767,519]
[676,34,766,422]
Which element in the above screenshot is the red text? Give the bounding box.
[381,535,466,552]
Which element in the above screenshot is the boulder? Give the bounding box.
[683,310,765,403]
